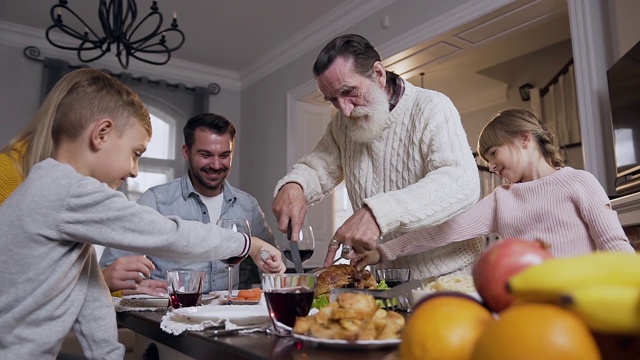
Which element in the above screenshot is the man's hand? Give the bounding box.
[102,255,156,292]
[121,279,168,297]
[323,206,381,266]
[249,237,286,274]
[272,183,307,241]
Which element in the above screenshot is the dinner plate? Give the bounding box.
[121,293,218,308]
[292,333,401,350]
[121,295,169,307]
[172,304,270,326]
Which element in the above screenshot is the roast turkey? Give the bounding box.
[315,264,378,296]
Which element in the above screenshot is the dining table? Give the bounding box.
[116,310,399,360]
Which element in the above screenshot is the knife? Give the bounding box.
[287,221,304,273]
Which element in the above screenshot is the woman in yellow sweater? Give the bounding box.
[0,126,54,204]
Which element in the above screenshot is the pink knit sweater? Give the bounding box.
[379,167,635,262]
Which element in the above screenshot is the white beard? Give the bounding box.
[346,82,390,144]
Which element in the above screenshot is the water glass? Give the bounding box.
[262,273,317,336]
[166,270,206,308]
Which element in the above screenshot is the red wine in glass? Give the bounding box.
[169,292,201,308]
[384,280,404,288]
[283,249,314,263]
[264,287,315,327]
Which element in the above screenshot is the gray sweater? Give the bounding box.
[0,159,248,359]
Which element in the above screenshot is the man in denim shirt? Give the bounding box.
[100,113,275,293]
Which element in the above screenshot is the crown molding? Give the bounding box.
[0,20,242,91]
[240,0,395,88]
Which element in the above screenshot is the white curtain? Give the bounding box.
[541,63,580,146]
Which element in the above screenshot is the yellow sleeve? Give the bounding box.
[0,153,23,205]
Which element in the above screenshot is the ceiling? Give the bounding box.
[0,0,570,111]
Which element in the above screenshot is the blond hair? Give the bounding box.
[1,68,151,177]
[478,108,565,168]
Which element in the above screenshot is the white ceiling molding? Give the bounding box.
[240,0,395,88]
[0,20,242,91]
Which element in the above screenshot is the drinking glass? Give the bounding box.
[216,218,251,305]
[375,268,411,288]
[276,225,315,266]
[262,273,317,336]
[165,270,206,308]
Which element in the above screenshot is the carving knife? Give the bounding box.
[287,221,304,273]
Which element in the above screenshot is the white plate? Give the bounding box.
[121,295,169,307]
[172,304,270,326]
[229,299,260,305]
[121,293,217,307]
[292,333,401,349]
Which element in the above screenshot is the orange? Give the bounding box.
[400,294,493,360]
[471,303,601,360]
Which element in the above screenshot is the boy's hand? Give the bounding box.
[249,237,286,273]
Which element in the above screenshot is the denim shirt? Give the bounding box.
[100,172,275,292]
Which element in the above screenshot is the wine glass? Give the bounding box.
[216,218,251,305]
[276,225,315,267]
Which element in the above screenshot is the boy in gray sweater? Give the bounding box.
[0,69,284,359]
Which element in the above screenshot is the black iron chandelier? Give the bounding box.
[45,0,185,69]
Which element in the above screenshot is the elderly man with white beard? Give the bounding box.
[272,34,482,280]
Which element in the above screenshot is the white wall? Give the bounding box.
[608,0,640,60]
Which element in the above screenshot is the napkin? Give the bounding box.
[160,311,225,335]
[160,305,268,336]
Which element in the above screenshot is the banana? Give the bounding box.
[507,251,640,301]
[560,284,640,334]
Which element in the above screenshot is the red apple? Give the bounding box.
[472,238,553,312]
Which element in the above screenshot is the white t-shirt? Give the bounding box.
[196,189,224,223]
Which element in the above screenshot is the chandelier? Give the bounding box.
[45,0,185,69]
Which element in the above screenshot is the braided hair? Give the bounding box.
[478,108,565,168]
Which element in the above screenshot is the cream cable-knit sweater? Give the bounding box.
[275,81,481,279]
[379,167,635,262]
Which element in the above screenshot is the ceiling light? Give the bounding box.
[45,0,185,69]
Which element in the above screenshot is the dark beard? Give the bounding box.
[190,166,227,191]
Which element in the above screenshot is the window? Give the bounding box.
[120,111,184,201]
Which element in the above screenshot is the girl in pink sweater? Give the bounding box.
[357,109,634,269]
